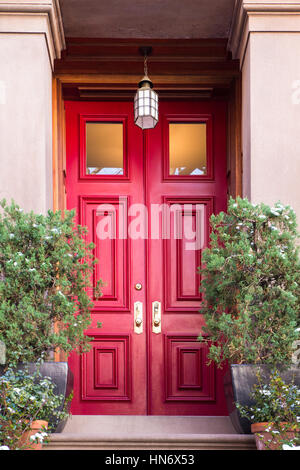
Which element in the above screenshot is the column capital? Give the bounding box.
[229,0,300,63]
[0,1,65,69]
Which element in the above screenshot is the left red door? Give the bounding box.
[66,101,147,414]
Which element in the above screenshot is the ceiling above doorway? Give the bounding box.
[59,0,236,39]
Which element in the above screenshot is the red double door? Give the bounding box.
[66,99,228,415]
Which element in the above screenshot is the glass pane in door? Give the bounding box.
[86,122,124,175]
[169,123,207,176]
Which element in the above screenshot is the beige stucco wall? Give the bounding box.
[0,33,52,213]
[0,1,64,214]
[249,32,300,220]
[242,31,300,219]
[231,2,300,225]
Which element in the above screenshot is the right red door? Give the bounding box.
[146,100,228,415]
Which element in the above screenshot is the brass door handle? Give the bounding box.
[134,301,143,334]
[152,301,161,334]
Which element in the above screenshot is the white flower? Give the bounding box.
[30,432,48,443]
[0,446,10,450]
[271,207,281,216]
[9,234,14,239]
[260,390,271,396]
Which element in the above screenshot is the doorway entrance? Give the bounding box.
[66,99,228,415]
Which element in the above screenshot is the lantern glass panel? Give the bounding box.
[134,87,158,129]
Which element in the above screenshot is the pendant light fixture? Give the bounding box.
[134,47,158,130]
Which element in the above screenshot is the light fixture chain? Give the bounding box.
[144,54,148,77]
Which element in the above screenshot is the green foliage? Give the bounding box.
[198,197,300,366]
[0,199,102,366]
[236,368,300,449]
[0,364,71,450]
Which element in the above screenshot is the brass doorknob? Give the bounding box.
[134,301,143,334]
[135,283,142,291]
[152,301,161,333]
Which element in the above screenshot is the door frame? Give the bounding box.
[52,43,242,362]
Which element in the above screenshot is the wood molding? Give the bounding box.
[52,77,66,213]
[52,77,66,362]
[55,38,239,78]
[227,76,243,198]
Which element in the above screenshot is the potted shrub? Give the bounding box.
[236,368,300,450]
[0,365,72,450]
[0,199,102,431]
[198,197,300,433]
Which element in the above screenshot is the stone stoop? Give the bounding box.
[45,416,256,450]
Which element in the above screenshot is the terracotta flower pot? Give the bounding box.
[251,422,298,451]
[18,420,48,450]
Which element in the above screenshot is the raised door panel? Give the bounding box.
[163,197,213,313]
[81,334,131,401]
[164,335,215,402]
[80,196,130,312]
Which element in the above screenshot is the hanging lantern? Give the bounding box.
[134,47,158,130]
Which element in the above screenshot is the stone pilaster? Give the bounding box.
[0,1,65,213]
[228,1,300,223]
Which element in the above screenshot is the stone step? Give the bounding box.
[46,416,256,450]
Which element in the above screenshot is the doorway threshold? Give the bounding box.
[47,416,255,450]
